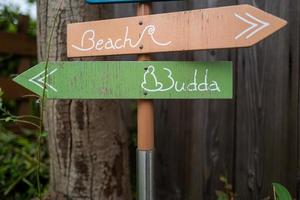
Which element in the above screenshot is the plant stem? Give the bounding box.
[14,119,40,129]
[4,167,36,196]
[17,115,41,120]
[21,94,40,99]
[273,185,276,200]
[36,1,64,199]
[0,119,40,129]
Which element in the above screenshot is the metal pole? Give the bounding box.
[137,3,154,200]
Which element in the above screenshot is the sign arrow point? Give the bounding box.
[29,68,58,92]
[234,12,270,40]
[234,5,287,45]
[13,63,58,96]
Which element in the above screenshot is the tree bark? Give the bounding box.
[37,1,131,199]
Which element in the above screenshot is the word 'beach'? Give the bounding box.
[72,25,171,52]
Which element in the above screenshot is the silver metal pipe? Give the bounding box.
[137,150,154,200]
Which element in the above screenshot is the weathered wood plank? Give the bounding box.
[151,0,298,199]
[285,0,300,198]
[17,58,34,115]
[234,0,297,199]
[0,78,32,100]
[0,15,36,121]
[0,32,37,56]
[154,100,195,200]
[13,61,233,99]
[152,1,237,200]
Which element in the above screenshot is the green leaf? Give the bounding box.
[220,176,227,183]
[41,131,48,137]
[4,167,36,196]
[0,88,3,97]
[272,183,292,200]
[5,117,12,122]
[0,88,3,108]
[216,190,229,200]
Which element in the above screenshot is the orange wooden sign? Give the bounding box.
[67,4,287,57]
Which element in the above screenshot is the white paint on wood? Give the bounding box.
[29,68,58,92]
[234,13,270,40]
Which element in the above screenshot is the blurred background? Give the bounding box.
[0,1,50,199]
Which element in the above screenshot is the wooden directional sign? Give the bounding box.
[67,4,287,57]
[13,61,232,99]
[86,0,181,4]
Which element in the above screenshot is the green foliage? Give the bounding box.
[215,176,235,200]
[0,4,19,33]
[0,88,3,107]
[0,1,37,77]
[27,0,37,4]
[0,89,40,129]
[215,176,294,200]
[0,86,46,200]
[27,17,37,37]
[0,129,49,200]
[0,1,36,36]
[273,183,293,200]
[0,1,53,199]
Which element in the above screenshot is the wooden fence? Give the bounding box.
[0,15,37,129]
[106,0,299,199]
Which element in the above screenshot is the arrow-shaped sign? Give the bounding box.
[67,4,287,57]
[13,61,232,99]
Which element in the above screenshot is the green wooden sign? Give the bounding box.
[13,61,232,99]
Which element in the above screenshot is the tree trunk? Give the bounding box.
[37,1,131,199]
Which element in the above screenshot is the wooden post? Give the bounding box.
[137,56,154,150]
[137,3,154,200]
[137,99,154,150]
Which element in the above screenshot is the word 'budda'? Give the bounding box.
[141,65,221,93]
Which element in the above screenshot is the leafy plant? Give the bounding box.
[0,0,63,198]
[0,129,49,199]
[0,88,40,128]
[0,2,37,80]
[0,88,48,199]
[273,183,293,200]
[215,176,236,200]
[215,176,293,200]
[0,3,19,33]
[0,0,37,35]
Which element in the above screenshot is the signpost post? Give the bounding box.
[136,3,154,200]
